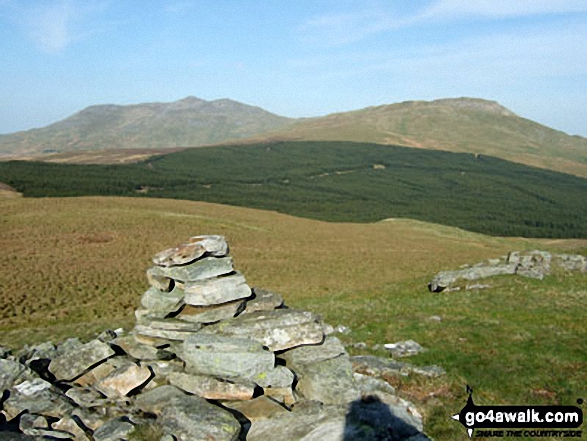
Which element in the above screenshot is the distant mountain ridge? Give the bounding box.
[0,96,294,156]
[1,96,586,178]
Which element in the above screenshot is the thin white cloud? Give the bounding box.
[423,0,587,20]
[299,0,587,47]
[4,0,109,54]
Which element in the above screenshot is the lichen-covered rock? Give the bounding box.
[428,264,516,292]
[280,336,346,369]
[203,309,324,351]
[66,385,109,408]
[134,318,203,341]
[112,335,174,361]
[93,418,136,441]
[3,379,73,420]
[252,365,294,389]
[180,334,275,381]
[508,250,552,280]
[176,299,245,324]
[294,354,361,405]
[351,355,445,378]
[48,339,115,381]
[149,256,234,283]
[140,285,185,315]
[384,340,427,358]
[135,386,241,441]
[153,235,229,267]
[168,372,257,400]
[242,288,284,314]
[0,358,37,391]
[184,272,252,306]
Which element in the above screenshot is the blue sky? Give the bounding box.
[1,0,586,136]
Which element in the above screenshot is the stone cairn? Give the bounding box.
[0,235,432,441]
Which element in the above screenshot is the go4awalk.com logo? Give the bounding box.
[451,387,583,438]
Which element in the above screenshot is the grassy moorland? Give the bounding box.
[1,196,585,440]
[1,141,587,238]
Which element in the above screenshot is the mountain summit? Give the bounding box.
[0,97,294,156]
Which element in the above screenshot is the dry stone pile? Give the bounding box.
[1,235,431,441]
[428,249,587,292]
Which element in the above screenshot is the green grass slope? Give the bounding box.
[263,98,587,179]
[1,141,586,238]
[0,96,294,156]
[1,196,585,440]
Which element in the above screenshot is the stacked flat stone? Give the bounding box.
[0,235,430,441]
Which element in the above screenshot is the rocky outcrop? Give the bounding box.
[428,250,587,292]
[0,235,433,440]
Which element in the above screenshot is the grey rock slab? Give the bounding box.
[134,385,241,441]
[93,418,136,441]
[353,372,396,396]
[48,339,115,381]
[242,287,284,314]
[13,377,52,395]
[203,308,325,351]
[554,253,587,272]
[428,264,516,292]
[175,299,245,324]
[0,359,36,391]
[146,267,173,291]
[17,341,56,364]
[384,340,427,358]
[263,386,296,406]
[149,256,234,283]
[55,337,84,356]
[73,358,118,387]
[140,285,185,314]
[184,271,252,306]
[222,396,288,421]
[280,336,346,370]
[19,413,48,436]
[3,381,73,420]
[134,318,203,341]
[66,385,109,408]
[351,355,445,378]
[94,362,152,398]
[153,235,229,267]
[112,335,174,361]
[252,365,294,389]
[168,372,256,400]
[140,359,185,379]
[295,354,361,405]
[180,334,275,381]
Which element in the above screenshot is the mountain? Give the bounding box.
[1,96,586,178]
[0,96,294,156]
[258,97,587,178]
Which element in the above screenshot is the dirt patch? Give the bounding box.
[0,182,22,198]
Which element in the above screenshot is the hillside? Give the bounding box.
[1,97,586,180]
[261,98,587,178]
[0,96,294,156]
[1,141,586,238]
[1,196,586,439]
